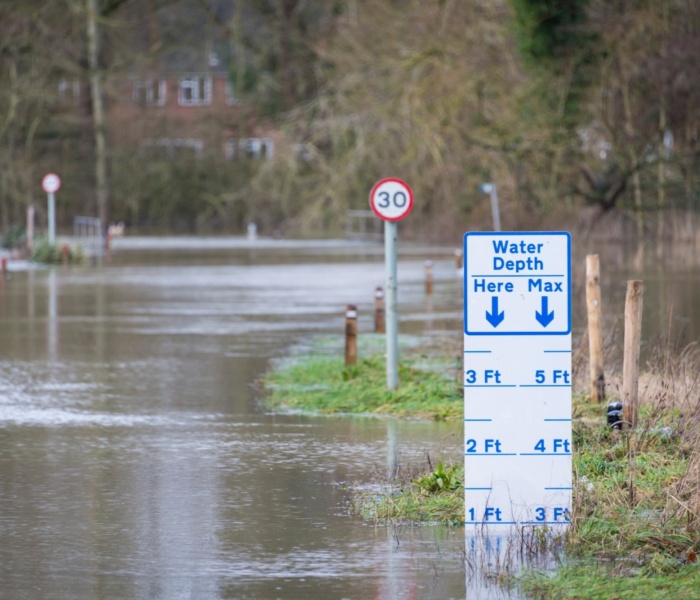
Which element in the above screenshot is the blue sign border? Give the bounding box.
[464,231,572,336]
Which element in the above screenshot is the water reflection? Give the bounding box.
[0,239,466,600]
[48,269,58,360]
[572,240,700,359]
[1,236,698,600]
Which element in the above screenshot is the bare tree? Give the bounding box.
[86,0,109,227]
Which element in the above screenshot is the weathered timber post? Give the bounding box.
[586,255,606,403]
[622,280,644,429]
[345,304,358,366]
[424,260,434,295]
[454,248,463,271]
[374,287,385,333]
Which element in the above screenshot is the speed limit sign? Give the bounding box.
[369,178,413,222]
[42,173,61,194]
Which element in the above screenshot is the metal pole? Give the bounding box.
[385,220,398,390]
[27,205,35,252]
[48,192,56,245]
[490,185,501,232]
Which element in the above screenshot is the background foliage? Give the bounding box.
[1,0,699,240]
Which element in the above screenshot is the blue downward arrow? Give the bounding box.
[485,296,505,328]
[536,296,555,327]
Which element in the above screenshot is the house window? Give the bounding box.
[225,80,241,106]
[133,79,166,106]
[225,138,236,161]
[226,137,274,161]
[293,143,313,161]
[178,75,212,106]
[141,138,204,160]
[58,79,81,104]
[260,138,274,159]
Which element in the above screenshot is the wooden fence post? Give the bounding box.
[454,248,463,271]
[424,260,434,295]
[374,287,385,333]
[622,280,644,429]
[586,255,606,403]
[345,304,358,366]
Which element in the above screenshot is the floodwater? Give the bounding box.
[1,235,698,600]
[0,237,467,600]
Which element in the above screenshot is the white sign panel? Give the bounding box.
[464,233,571,335]
[464,232,572,529]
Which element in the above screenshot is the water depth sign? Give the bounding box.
[463,231,572,528]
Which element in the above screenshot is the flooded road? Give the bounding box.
[0,238,466,599]
[1,235,699,599]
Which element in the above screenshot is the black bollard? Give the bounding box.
[607,401,623,430]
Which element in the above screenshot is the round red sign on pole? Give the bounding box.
[369,178,413,222]
[42,173,61,194]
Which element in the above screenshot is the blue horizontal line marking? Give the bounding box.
[465,385,517,388]
[520,385,572,388]
[465,521,518,525]
[464,419,493,422]
[465,330,572,336]
[465,453,517,456]
[544,418,572,422]
[520,453,572,456]
[465,487,492,491]
[464,350,492,354]
[519,521,569,525]
[470,274,565,278]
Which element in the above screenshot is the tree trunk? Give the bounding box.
[620,59,643,238]
[658,105,666,240]
[276,0,296,110]
[657,2,669,240]
[87,0,109,228]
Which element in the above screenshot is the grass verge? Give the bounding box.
[262,335,700,597]
[31,237,85,264]
[353,458,464,526]
[262,334,462,420]
[517,391,700,598]
[520,563,700,599]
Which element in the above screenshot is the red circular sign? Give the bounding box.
[42,173,61,194]
[369,178,413,222]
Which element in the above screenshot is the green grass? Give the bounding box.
[262,335,700,597]
[520,563,700,599]
[568,407,696,565]
[518,396,700,598]
[31,237,85,265]
[355,479,464,526]
[354,460,465,526]
[262,334,465,521]
[262,335,462,420]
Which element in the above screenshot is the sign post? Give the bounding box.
[42,173,61,246]
[477,183,501,232]
[369,178,413,390]
[463,231,572,530]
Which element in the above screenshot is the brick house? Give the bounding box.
[106,61,275,163]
